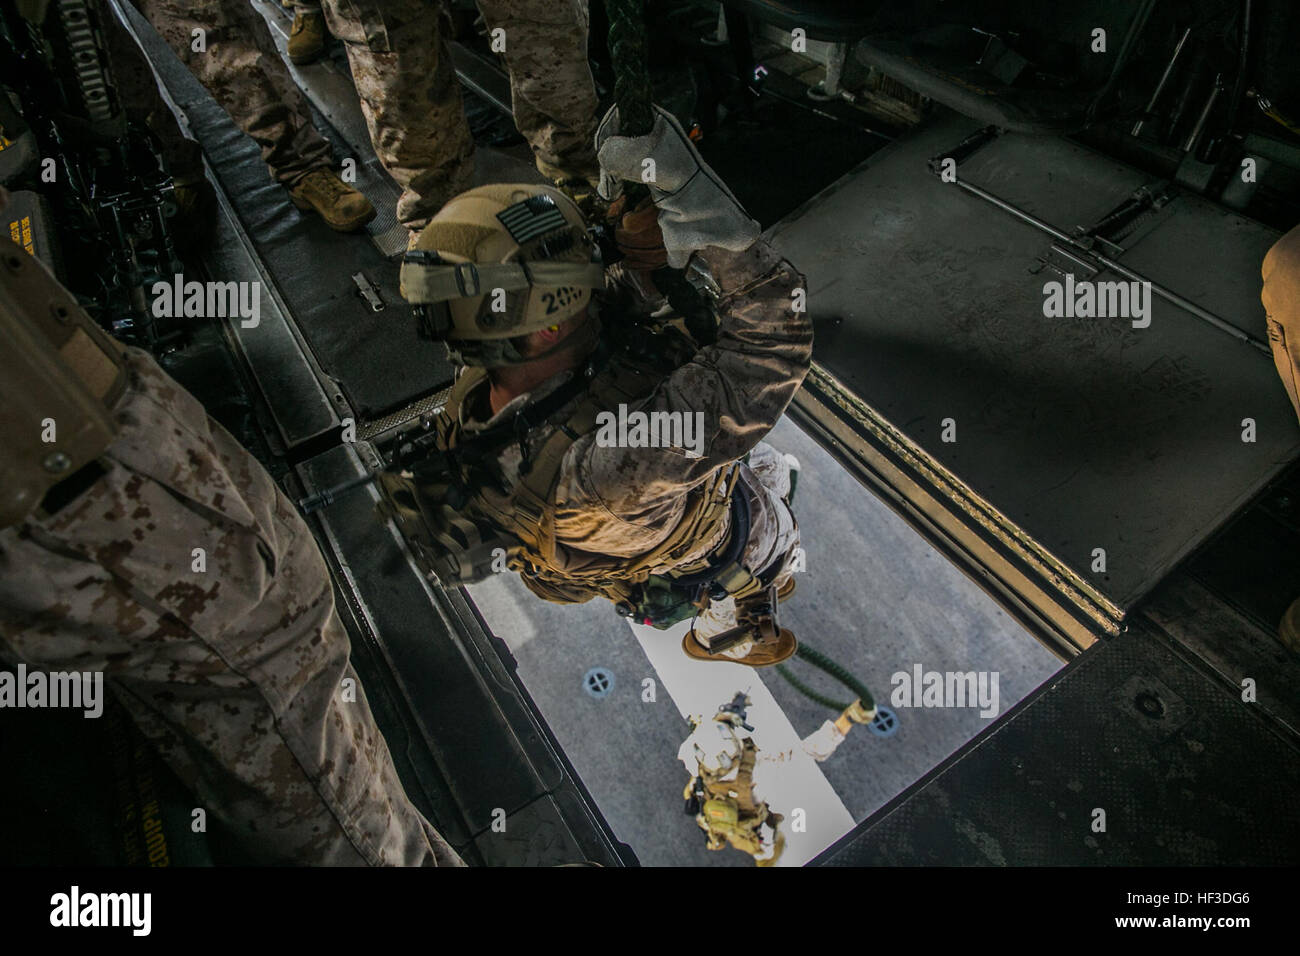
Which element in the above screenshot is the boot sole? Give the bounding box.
[682,628,798,667]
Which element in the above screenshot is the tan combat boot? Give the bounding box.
[288,169,376,232]
[288,7,327,65]
[682,627,798,667]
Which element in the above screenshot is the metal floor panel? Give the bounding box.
[769,111,1300,614]
[813,621,1300,866]
[251,0,409,259]
[199,180,342,449]
[121,2,455,421]
[295,444,628,865]
[465,415,1062,866]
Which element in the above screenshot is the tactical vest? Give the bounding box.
[378,330,768,626]
[689,738,783,861]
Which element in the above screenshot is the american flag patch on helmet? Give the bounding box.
[497,194,568,245]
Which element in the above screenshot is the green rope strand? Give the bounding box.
[775,663,850,712]
[774,642,877,715]
[795,642,876,712]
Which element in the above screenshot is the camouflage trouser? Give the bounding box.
[318,0,598,231]
[693,443,801,644]
[1264,223,1300,426]
[0,348,462,866]
[318,0,474,232]
[124,0,334,185]
[476,0,600,185]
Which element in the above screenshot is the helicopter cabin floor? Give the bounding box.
[15,0,1287,866]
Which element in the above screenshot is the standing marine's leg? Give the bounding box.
[474,0,601,187]
[130,0,333,185]
[129,0,374,231]
[319,0,475,234]
[0,333,461,865]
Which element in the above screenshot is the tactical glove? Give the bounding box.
[595,104,761,268]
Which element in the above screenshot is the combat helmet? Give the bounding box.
[400,183,607,367]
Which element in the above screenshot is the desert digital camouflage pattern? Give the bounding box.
[475,0,601,185]
[449,240,811,620]
[123,0,334,185]
[318,0,599,230]
[0,347,461,866]
[1263,224,1300,425]
[316,0,475,231]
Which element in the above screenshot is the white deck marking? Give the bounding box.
[628,620,855,866]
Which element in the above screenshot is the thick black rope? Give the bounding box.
[603,1,722,344]
[605,0,655,137]
[776,643,877,714]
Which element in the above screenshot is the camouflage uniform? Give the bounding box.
[475,0,601,185]
[1260,225,1300,653]
[123,0,334,185]
[1264,223,1300,425]
[317,0,474,232]
[317,0,598,231]
[691,441,799,645]
[448,240,810,622]
[0,345,462,866]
